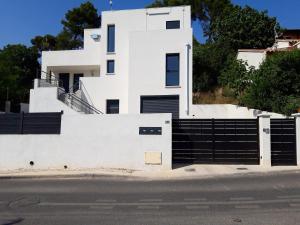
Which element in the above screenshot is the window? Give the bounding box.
[166,54,180,86]
[106,100,119,114]
[107,25,115,53]
[166,21,180,29]
[107,60,115,74]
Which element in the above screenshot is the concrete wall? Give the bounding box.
[190,104,285,119]
[29,87,79,114]
[237,50,266,69]
[0,113,172,172]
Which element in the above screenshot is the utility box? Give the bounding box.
[144,152,162,165]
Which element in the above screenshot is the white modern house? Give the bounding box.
[30,6,193,119]
[238,29,300,69]
[30,5,285,120]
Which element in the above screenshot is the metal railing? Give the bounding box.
[57,87,103,114]
[35,70,103,114]
[37,70,62,88]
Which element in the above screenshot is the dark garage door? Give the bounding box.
[140,95,179,119]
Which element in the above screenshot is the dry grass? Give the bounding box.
[193,87,238,104]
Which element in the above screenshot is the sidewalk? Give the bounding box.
[0,165,299,180]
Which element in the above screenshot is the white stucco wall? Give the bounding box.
[29,87,79,114]
[41,28,101,79]
[0,113,172,172]
[190,104,285,119]
[237,50,266,69]
[128,28,193,118]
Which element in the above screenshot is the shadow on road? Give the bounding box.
[2,218,24,225]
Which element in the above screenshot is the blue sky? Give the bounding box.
[0,0,300,48]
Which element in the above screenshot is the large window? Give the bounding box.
[166,20,180,29]
[166,54,180,86]
[106,100,119,114]
[107,60,115,74]
[107,25,115,53]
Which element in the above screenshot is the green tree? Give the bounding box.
[31,1,101,51]
[241,50,300,115]
[219,58,255,99]
[60,1,101,49]
[0,45,39,111]
[193,39,234,91]
[31,34,57,54]
[210,5,279,49]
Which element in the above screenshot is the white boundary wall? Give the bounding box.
[190,104,285,119]
[0,114,172,172]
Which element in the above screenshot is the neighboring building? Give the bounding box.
[237,29,300,69]
[30,6,193,119]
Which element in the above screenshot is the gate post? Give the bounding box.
[258,114,271,167]
[292,113,300,166]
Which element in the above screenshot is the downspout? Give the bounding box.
[186,43,191,116]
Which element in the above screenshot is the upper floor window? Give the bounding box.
[107,60,115,74]
[106,99,119,114]
[166,20,180,29]
[107,25,115,53]
[166,53,180,86]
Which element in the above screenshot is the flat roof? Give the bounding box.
[102,5,190,14]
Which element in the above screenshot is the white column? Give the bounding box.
[292,113,300,166]
[34,79,39,89]
[258,114,271,167]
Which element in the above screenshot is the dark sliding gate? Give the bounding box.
[172,119,260,165]
[271,119,297,166]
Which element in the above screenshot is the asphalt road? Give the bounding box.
[1,171,300,225]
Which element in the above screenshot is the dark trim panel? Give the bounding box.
[0,112,62,135]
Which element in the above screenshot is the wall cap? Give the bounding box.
[257,114,271,118]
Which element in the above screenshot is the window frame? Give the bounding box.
[166,20,180,29]
[107,60,115,74]
[106,99,119,114]
[107,24,115,53]
[166,53,180,87]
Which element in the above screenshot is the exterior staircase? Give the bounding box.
[57,88,103,114]
[37,71,103,114]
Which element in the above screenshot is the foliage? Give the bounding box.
[210,5,279,49]
[241,50,300,115]
[60,1,101,48]
[0,45,39,111]
[31,1,101,51]
[219,58,255,98]
[31,34,57,54]
[193,39,234,91]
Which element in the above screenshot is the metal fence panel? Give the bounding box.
[0,112,62,135]
[271,119,296,166]
[172,119,260,165]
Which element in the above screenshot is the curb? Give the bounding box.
[0,169,299,181]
